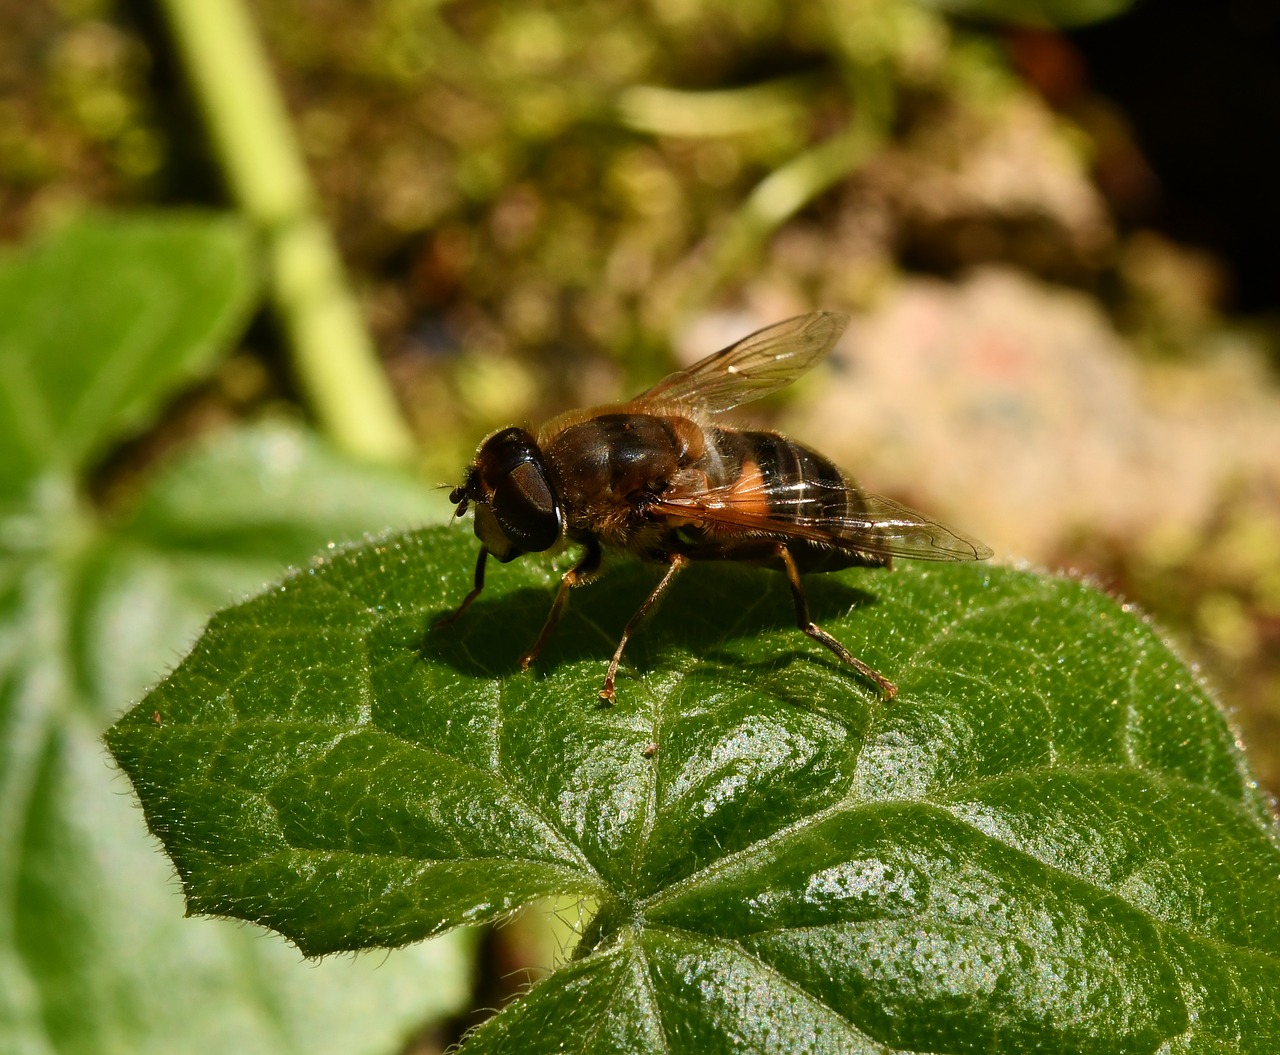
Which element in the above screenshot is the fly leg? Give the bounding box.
[600,554,688,703]
[519,540,602,671]
[436,547,490,628]
[776,544,898,699]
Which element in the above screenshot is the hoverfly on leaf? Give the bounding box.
[441,312,992,701]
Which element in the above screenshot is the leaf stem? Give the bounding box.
[571,895,629,961]
[155,0,416,463]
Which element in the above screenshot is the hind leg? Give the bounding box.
[776,543,897,699]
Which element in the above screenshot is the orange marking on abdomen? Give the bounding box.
[724,457,771,516]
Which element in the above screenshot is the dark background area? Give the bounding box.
[1069,0,1280,313]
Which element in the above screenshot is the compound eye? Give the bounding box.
[476,427,562,554]
[492,458,560,552]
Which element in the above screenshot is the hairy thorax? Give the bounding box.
[540,407,704,548]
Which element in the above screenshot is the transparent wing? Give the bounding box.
[636,311,849,414]
[650,476,993,562]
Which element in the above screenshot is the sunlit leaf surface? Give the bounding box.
[108,525,1280,1053]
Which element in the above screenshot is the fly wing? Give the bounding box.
[650,475,993,562]
[635,311,849,415]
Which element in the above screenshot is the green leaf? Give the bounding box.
[86,420,446,720]
[119,419,443,564]
[1,425,464,1055]
[0,212,257,505]
[106,525,1280,1053]
[0,209,469,1054]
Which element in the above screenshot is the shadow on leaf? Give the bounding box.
[420,558,884,691]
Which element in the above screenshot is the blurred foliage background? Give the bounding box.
[2,0,1279,1048]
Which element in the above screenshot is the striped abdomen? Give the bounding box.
[684,428,890,572]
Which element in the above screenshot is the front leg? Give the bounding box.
[519,540,603,671]
[436,547,489,628]
[600,553,688,704]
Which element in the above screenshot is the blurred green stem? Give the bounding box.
[650,69,894,323]
[156,0,415,463]
[616,77,813,139]
[654,120,886,321]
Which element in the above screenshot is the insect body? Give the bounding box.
[441,312,992,701]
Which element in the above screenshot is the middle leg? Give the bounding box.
[519,540,602,670]
[600,553,689,703]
